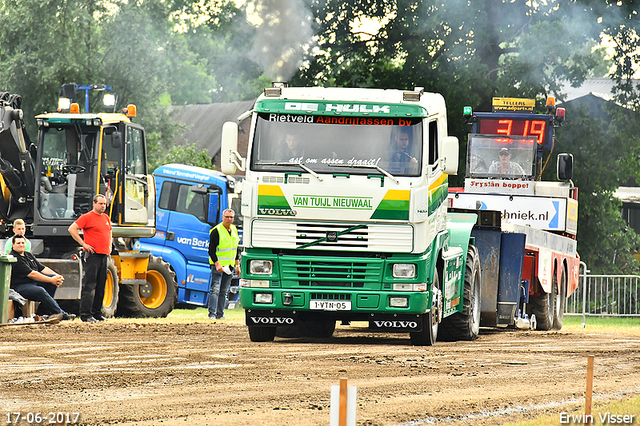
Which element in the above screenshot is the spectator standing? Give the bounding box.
[68,194,112,323]
[207,208,240,320]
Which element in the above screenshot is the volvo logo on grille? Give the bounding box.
[326,231,338,242]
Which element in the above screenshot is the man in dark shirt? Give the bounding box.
[9,235,75,320]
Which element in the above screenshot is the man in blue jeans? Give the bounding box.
[9,235,75,321]
[207,209,240,320]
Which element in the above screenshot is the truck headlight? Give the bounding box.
[393,263,416,278]
[254,293,273,304]
[250,260,273,274]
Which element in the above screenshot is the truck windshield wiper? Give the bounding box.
[329,163,399,184]
[257,162,323,181]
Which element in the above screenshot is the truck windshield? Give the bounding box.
[466,134,538,179]
[250,113,423,176]
[38,125,97,219]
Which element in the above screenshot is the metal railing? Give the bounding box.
[566,268,640,317]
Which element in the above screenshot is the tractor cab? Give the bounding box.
[34,101,154,238]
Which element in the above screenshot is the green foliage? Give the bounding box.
[548,101,640,273]
[149,143,215,173]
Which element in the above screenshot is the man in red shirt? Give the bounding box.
[68,194,112,323]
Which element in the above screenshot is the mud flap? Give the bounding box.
[368,314,424,332]
[245,309,298,327]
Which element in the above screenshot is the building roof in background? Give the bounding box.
[555,77,640,104]
[170,100,255,156]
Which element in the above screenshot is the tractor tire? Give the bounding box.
[117,255,177,318]
[410,274,441,346]
[552,265,567,330]
[439,245,482,341]
[101,258,119,318]
[527,269,558,331]
[248,326,277,342]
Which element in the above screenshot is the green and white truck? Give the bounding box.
[220,85,482,345]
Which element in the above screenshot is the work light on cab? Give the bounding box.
[57,97,71,113]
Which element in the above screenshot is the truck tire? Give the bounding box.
[101,258,119,318]
[439,245,481,341]
[248,326,276,342]
[528,269,558,331]
[410,274,441,346]
[552,265,567,330]
[117,256,177,318]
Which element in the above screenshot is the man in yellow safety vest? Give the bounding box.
[207,208,240,319]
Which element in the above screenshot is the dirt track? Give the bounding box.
[1,316,639,426]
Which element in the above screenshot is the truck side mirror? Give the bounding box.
[441,136,459,175]
[220,122,244,174]
[557,153,573,181]
[207,193,220,224]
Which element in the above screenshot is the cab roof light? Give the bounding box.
[264,87,282,97]
[546,96,556,114]
[555,107,565,126]
[123,104,137,118]
[463,105,474,123]
[403,87,424,102]
[69,103,80,114]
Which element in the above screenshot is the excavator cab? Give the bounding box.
[34,110,155,238]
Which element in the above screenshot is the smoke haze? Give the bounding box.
[246,0,314,81]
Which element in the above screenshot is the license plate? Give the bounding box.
[309,300,351,311]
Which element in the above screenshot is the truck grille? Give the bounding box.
[310,293,351,301]
[251,220,413,252]
[280,258,383,288]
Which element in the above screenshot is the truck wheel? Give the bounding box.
[552,265,567,330]
[410,275,441,346]
[248,326,276,342]
[528,270,557,331]
[439,245,481,341]
[117,256,177,318]
[101,258,119,318]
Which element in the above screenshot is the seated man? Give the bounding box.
[388,128,418,174]
[488,147,526,176]
[9,235,75,321]
[275,134,304,162]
